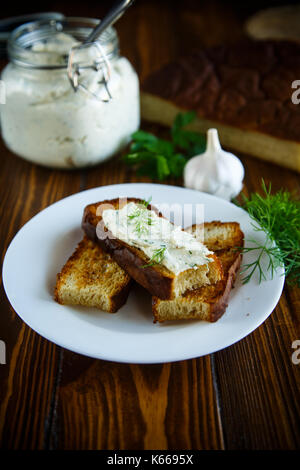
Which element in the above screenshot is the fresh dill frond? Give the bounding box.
[238,240,283,284]
[142,246,167,268]
[127,205,153,235]
[128,208,141,220]
[236,180,300,285]
[134,219,145,235]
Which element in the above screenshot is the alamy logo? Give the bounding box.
[291,80,300,104]
[0,340,6,364]
[95,199,205,242]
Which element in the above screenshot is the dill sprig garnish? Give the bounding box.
[127,202,153,236]
[142,246,167,268]
[128,209,140,220]
[134,217,152,235]
[236,180,300,285]
[141,196,152,207]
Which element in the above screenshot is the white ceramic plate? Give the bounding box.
[2,183,285,363]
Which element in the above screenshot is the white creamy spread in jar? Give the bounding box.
[31,32,79,64]
[102,202,213,275]
[0,32,140,168]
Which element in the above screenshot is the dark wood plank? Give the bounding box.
[214,295,300,449]
[213,156,300,449]
[49,353,223,450]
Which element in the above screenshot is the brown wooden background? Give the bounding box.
[0,0,299,450]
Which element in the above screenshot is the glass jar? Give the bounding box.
[0,17,140,168]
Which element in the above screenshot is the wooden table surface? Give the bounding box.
[0,0,299,450]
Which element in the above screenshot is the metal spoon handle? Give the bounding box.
[84,0,135,44]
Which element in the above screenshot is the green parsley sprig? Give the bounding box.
[123,112,206,180]
[236,180,300,286]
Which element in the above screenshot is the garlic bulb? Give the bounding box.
[184,128,244,200]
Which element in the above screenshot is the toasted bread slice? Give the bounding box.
[152,222,244,323]
[82,198,223,300]
[54,236,131,313]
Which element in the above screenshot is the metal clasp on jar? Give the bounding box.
[67,41,112,102]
